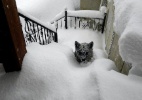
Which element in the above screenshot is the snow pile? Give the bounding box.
[51,10,104,24]
[114,0,142,76]
[58,29,104,51]
[51,6,107,23]
[50,10,65,24]
[1,42,142,100]
[96,69,142,100]
[0,42,108,100]
[16,0,75,22]
[68,10,104,19]
[18,8,56,32]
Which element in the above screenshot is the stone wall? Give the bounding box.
[105,0,131,75]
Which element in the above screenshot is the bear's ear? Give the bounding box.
[88,41,94,49]
[75,41,80,49]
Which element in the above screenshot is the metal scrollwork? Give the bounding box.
[19,13,58,45]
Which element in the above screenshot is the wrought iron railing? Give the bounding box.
[18,9,58,45]
[51,6,107,33]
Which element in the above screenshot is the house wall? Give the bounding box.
[80,0,101,10]
[80,0,131,75]
[104,0,131,75]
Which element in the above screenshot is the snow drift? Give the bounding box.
[114,0,142,76]
[0,42,142,100]
[0,42,111,100]
[16,0,75,22]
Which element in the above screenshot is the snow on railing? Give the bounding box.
[51,6,107,33]
[18,8,58,45]
[68,10,104,19]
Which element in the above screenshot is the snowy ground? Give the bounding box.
[0,0,142,100]
[58,29,104,51]
[0,27,142,100]
[16,0,79,22]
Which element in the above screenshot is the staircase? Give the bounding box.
[18,5,107,46]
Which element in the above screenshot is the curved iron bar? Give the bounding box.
[56,16,104,30]
[19,13,58,45]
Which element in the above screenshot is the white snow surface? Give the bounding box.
[68,10,104,19]
[1,42,142,100]
[58,29,104,51]
[114,0,142,76]
[16,0,77,22]
[0,42,109,100]
[51,10,104,24]
[0,29,142,100]
[51,6,106,23]
[0,0,141,100]
[18,8,56,32]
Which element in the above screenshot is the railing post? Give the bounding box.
[101,13,107,34]
[55,28,58,42]
[65,9,68,29]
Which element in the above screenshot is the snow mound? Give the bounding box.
[93,49,107,59]
[96,70,142,100]
[0,43,105,100]
[1,43,142,100]
[16,0,75,22]
[58,29,103,51]
[114,0,142,76]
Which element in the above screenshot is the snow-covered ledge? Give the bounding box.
[18,7,56,32]
[50,6,107,24]
[114,0,142,76]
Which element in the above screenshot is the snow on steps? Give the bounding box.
[50,6,107,23]
[50,6,107,32]
[0,42,142,100]
[18,7,56,32]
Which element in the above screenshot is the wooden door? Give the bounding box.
[0,0,26,72]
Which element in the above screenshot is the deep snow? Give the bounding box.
[16,0,79,22]
[0,0,142,100]
[114,0,142,76]
[1,42,142,100]
[51,6,107,23]
[58,29,104,51]
[0,42,107,100]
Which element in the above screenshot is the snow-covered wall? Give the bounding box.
[105,0,131,74]
[114,0,142,76]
